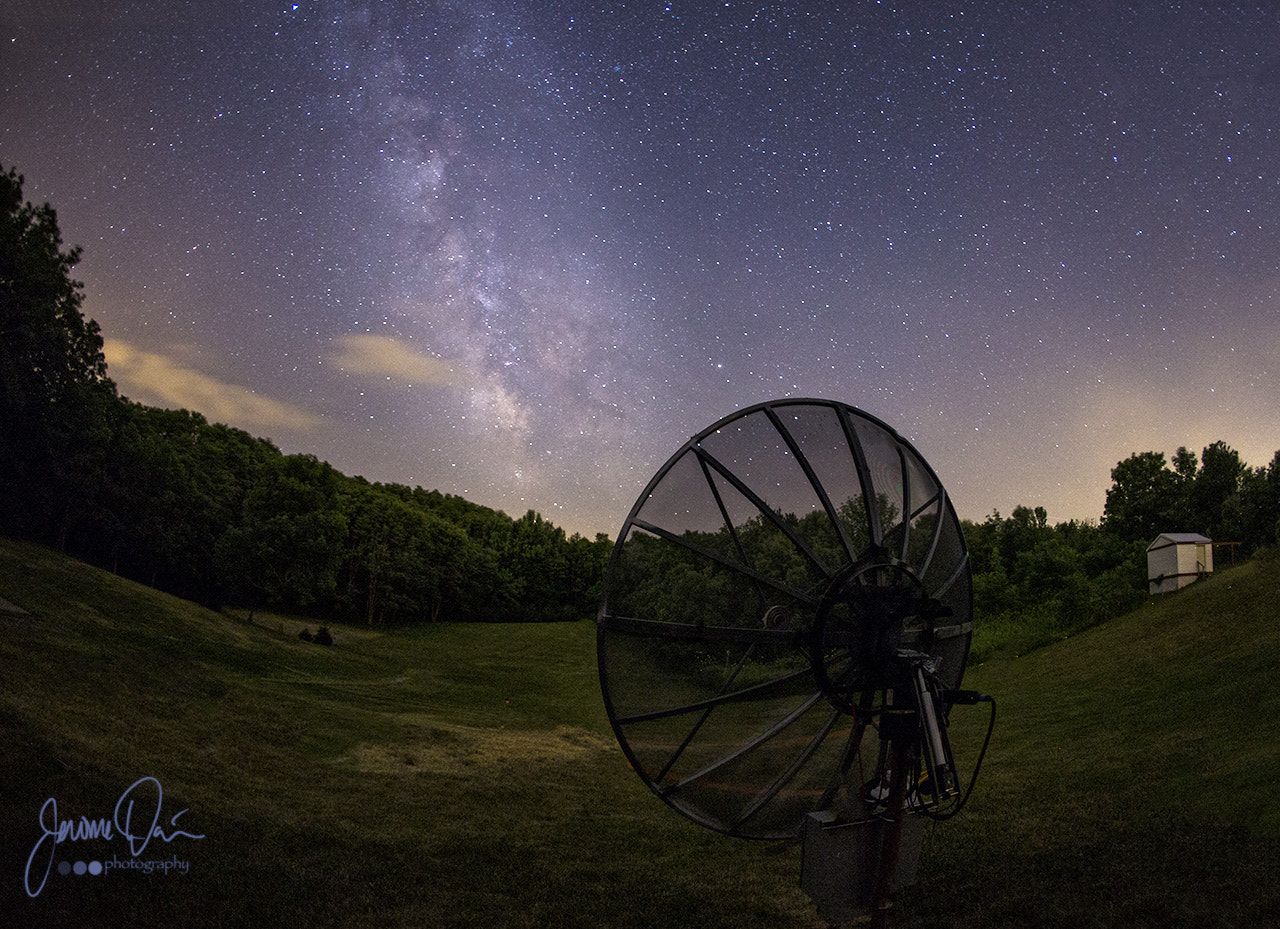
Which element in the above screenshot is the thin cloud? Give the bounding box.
[103,339,320,432]
[328,333,468,387]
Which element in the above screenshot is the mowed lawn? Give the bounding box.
[0,538,821,929]
[2,536,1278,928]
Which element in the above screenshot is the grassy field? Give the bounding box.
[2,536,1278,928]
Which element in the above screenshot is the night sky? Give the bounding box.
[4,2,1278,538]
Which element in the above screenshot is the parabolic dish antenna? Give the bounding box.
[597,399,982,857]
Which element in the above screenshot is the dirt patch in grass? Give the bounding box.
[352,723,613,776]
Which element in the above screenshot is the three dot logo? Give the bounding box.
[57,860,104,877]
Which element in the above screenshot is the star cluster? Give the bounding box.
[3,2,1278,535]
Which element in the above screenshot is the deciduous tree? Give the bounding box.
[0,165,116,540]
[1102,451,1176,542]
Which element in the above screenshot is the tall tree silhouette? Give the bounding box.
[0,165,116,542]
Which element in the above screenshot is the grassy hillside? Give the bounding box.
[2,536,1277,928]
[0,537,818,929]
[902,547,1280,927]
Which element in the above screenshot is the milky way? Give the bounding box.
[4,2,1279,536]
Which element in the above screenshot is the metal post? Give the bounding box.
[868,708,914,929]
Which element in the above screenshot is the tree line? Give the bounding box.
[1,164,609,624]
[964,442,1280,659]
[5,162,1279,637]
[1102,442,1280,552]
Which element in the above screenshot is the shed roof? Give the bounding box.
[1148,532,1212,551]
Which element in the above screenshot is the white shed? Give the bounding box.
[1147,533,1213,594]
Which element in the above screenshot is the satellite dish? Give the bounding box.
[597,399,989,923]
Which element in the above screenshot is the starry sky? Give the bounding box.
[4,2,1279,538]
